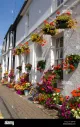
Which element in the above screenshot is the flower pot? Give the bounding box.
[24,90,29,96]
[56,20,68,29]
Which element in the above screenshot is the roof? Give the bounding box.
[4,25,13,39]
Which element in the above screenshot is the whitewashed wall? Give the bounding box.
[29,0,56,33]
[12,0,80,95]
[16,13,29,46]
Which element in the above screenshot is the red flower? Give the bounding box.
[25,42,28,45]
[66,11,71,15]
[41,44,45,46]
[44,20,49,24]
[41,88,45,91]
[78,87,80,90]
[50,21,54,25]
[56,11,60,15]
[65,96,69,99]
[43,40,46,44]
[53,88,60,93]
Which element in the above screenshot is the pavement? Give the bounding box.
[0,84,59,119]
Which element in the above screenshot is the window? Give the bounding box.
[57,0,63,7]
[7,57,9,70]
[25,11,29,36]
[55,37,63,65]
[55,37,63,80]
[13,56,15,69]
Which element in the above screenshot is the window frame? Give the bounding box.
[55,36,63,65]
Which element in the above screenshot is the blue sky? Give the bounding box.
[0,0,24,46]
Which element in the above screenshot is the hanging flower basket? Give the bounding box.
[16,48,22,55]
[31,33,46,46]
[16,66,22,73]
[55,12,77,29]
[20,43,30,54]
[64,54,80,73]
[42,20,57,36]
[12,42,30,56]
[31,33,42,42]
[37,60,46,72]
[25,63,32,71]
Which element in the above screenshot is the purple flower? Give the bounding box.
[17,90,23,95]
[78,104,80,108]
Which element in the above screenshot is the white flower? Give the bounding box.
[71,109,75,112]
[53,93,56,96]
[53,98,56,100]
[76,116,80,119]
[57,93,59,95]
[74,111,77,114]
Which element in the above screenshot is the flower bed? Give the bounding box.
[58,88,80,119]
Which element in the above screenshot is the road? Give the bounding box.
[0,97,13,119]
[0,85,58,119]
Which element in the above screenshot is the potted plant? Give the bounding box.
[23,82,32,96]
[42,20,57,36]
[37,60,46,72]
[52,92,63,109]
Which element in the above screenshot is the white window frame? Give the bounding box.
[55,36,63,65]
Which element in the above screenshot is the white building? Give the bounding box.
[2,0,80,96]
